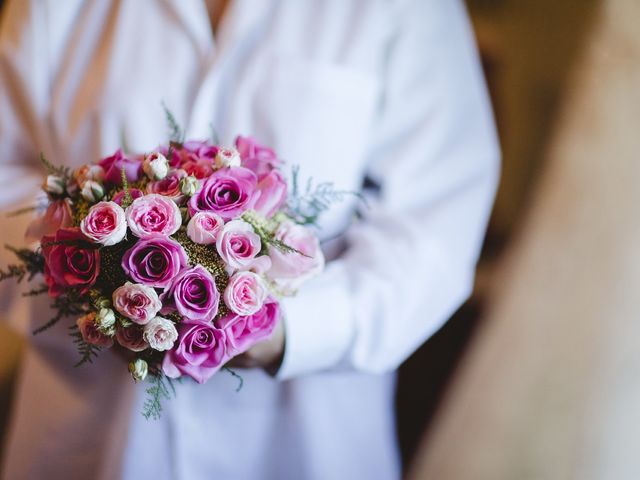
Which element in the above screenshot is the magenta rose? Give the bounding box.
[122,236,188,288]
[99,149,142,185]
[160,265,220,322]
[216,219,270,272]
[80,201,127,246]
[125,194,182,238]
[223,271,268,316]
[253,170,287,218]
[77,312,113,348]
[25,199,73,242]
[112,281,162,325]
[111,188,144,206]
[41,228,100,297]
[267,221,325,293]
[235,136,282,177]
[162,321,227,383]
[188,167,257,220]
[217,297,280,355]
[146,169,187,203]
[115,325,148,352]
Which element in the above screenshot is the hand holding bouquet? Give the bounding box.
[1,119,347,418]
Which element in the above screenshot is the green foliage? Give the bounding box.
[33,290,88,335]
[162,102,185,145]
[241,210,308,257]
[0,246,44,283]
[286,165,365,226]
[223,367,244,392]
[142,373,177,420]
[69,324,102,367]
[40,152,71,179]
[119,167,133,208]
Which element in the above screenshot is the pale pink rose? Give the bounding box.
[76,312,113,348]
[126,194,182,238]
[224,271,268,316]
[215,220,265,272]
[80,201,127,246]
[267,221,324,292]
[186,212,224,245]
[143,316,178,351]
[25,199,73,241]
[253,170,288,218]
[112,281,162,325]
[115,325,149,352]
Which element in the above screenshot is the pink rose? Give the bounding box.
[224,271,268,316]
[253,170,288,218]
[77,312,113,348]
[115,325,148,352]
[186,212,224,245]
[41,228,100,297]
[235,136,282,177]
[217,298,280,355]
[125,194,182,238]
[25,199,73,242]
[146,169,187,203]
[80,201,127,246]
[112,188,144,206]
[112,281,162,325]
[216,220,270,272]
[162,321,227,383]
[188,167,257,220]
[99,149,142,185]
[267,221,324,292]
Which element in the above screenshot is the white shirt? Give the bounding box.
[0,1,499,479]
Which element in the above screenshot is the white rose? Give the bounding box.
[44,175,66,195]
[214,147,241,168]
[128,358,148,382]
[143,316,178,351]
[143,152,169,180]
[81,180,105,202]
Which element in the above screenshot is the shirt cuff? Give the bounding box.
[275,261,354,380]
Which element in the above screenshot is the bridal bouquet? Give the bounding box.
[1,118,342,418]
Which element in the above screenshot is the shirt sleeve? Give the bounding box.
[277,0,500,379]
[0,0,52,209]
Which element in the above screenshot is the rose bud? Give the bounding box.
[44,175,66,196]
[143,152,170,181]
[128,358,148,382]
[96,308,116,331]
[179,175,199,196]
[81,180,105,202]
[214,147,241,168]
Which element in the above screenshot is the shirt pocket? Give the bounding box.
[252,56,381,189]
